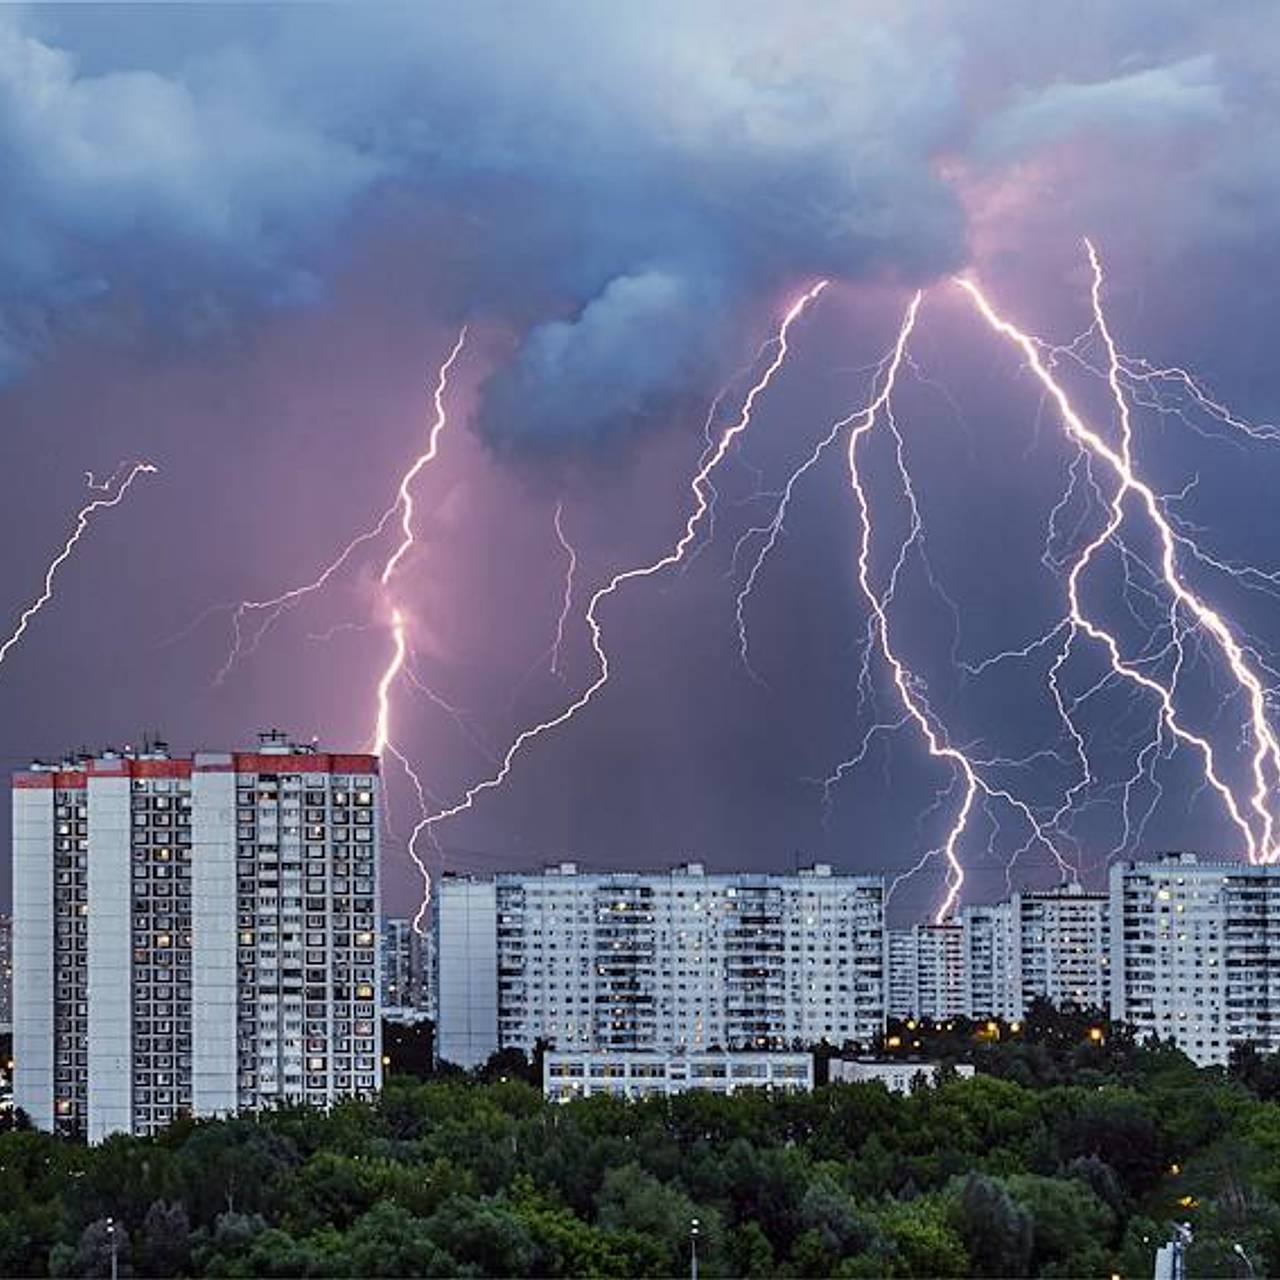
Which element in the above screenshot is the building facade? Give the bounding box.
[890,883,1110,1023]
[0,913,11,1033]
[1011,881,1110,1012]
[887,923,966,1021]
[1110,854,1280,1066]
[543,1050,813,1101]
[435,862,886,1068]
[381,917,419,1015]
[13,733,382,1141]
[960,902,1017,1019]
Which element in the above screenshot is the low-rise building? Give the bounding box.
[829,1057,975,1093]
[543,1050,813,1101]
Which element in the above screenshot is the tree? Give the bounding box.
[726,1220,774,1278]
[595,1163,717,1275]
[509,1176,666,1278]
[174,1120,300,1226]
[138,1201,191,1278]
[877,1197,970,1278]
[1004,1173,1114,1276]
[335,1202,458,1277]
[1055,1093,1166,1195]
[797,1173,876,1260]
[421,1195,538,1276]
[954,1173,1032,1278]
[1229,1043,1280,1102]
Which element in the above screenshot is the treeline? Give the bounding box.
[2,1013,1280,1276]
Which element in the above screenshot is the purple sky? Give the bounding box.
[2,3,1279,922]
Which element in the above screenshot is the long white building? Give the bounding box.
[543,1050,813,1102]
[435,862,886,1068]
[1110,854,1280,1066]
[13,733,382,1141]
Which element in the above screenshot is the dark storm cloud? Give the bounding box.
[0,1,1274,437]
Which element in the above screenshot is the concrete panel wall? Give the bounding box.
[192,764,238,1117]
[86,776,133,1142]
[13,787,54,1130]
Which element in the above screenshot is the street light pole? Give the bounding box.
[106,1216,118,1280]
[690,1217,699,1280]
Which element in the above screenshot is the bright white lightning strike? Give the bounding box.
[731,352,891,686]
[958,243,1280,865]
[549,499,577,678]
[0,462,157,671]
[364,329,469,928]
[407,281,830,869]
[202,328,468,932]
[372,607,408,758]
[212,327,468,683]
[826,294,1065,922]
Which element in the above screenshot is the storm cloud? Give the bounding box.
[1,2,1269,443]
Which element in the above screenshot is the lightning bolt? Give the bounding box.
[958,241,1280,865]
[821,294,1069,921]
[406,281,829,888]
[549,499,577,679]
[211,327,468,683]
[0,462,157,670]
[731,345,900,686]
[196,328,468,932]
[371,607,409,758]
[363,329,470,930]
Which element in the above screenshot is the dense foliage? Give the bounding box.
[3,1012,1280,1278]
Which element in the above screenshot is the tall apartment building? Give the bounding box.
[382,916,433,1019]
[961,902,1017,1020]
[887,923,967,1020]
[1011,881,1109,1012]
[1110,854,1280,1066]
[885,928,916,1019]
[13,733,382,1141]
[435,862,885,1068]
[889,882,1109,1022]
[381,917,415,1011]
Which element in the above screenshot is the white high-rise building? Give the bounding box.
[960,902,1017,1019]
[1110,854,1280,1066]
[886,923,967,1021]
[890,882,1108,1022]
[1011,881,1109,1012]
[886,928,917,1019]
[381,916,433,1020]
[12,733,382,1141]
[435,862,885,1068]
[381,917,417,1012]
